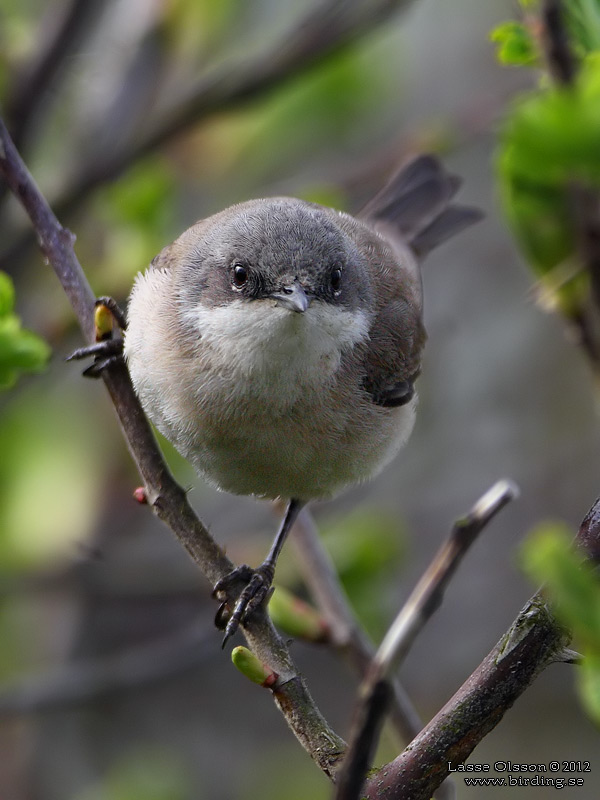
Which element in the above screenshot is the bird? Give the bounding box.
[73,155,481,644]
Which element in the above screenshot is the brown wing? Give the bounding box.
[356,155,482,406]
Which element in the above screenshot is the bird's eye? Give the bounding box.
[232,264,249,288]
[330,266,342,295]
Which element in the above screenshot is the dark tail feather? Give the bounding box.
[360,155,483,257]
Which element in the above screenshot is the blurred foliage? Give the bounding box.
[0,377,110,567]
[268,585,328,642]
[91,160,178,291]
[490,21,538,67]
[0,271,50,389]
[321,508,407,639]
[521,522,600,727]
[76,747,191,800]
[493,0,600,319]
[161,0,239,61]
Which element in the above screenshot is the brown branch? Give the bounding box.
[541,0,600,365]
[290,509,460,800]
[355,494,600,800]
[54,0,416,217]
[0,0,416,271]
[0,114,346,779]
[290,509,424,743]
[542,0,577,85]
[335,481,518,800]
[363,597,572,800]
[3,0,101,155]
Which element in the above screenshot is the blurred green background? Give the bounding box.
[1,0,599,798]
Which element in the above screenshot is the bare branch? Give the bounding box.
[362,598,571,800]
[0,0,415,247]
[0,115,346,779]
[540,0,600,366]
[334,480,518,800]
[290,508,424,743]
[542,0,577,85]
[4,0,102,155]
[354,494,600,800]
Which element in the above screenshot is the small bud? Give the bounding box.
[231,646,278,688]
[94,303,114,342]
[268,586,329,642]
[133,486,148,504]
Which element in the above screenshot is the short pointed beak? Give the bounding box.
[270,280,311,313]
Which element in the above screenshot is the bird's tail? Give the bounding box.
[359,154,483,258]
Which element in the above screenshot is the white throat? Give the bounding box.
[185,299,370,402]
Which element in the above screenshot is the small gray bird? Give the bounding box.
[75,156,481,644]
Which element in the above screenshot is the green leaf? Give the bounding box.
[321,507,406,637]
[496,54,600,312]
[580,653,600,727]
[490,22,538,67]
[521,522,600,727]
[0,272,51,390]
[521,522,600,646]
[93,160,177,286]
[0,270,16,317]
[564,0,600,55]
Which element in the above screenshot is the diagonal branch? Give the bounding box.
[0,115,346,779]
[3,0,102,155]
[356,495,600,800]
[335,480,518,800]
[290,508,424,743]
[55,0,416,217]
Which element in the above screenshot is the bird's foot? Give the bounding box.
[65,297,126,377]
[213,562,275,647]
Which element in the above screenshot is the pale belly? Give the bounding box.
[176,388,417,500]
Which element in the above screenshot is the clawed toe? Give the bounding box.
[66,297,126,378]
[213,564,275,647]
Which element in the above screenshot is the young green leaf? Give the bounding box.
[490,22,538,67]
[0,272,51,389]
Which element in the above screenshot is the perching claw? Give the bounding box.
[212,499,306,647]
[66,297,126,377]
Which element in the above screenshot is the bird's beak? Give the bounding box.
[270,280,311,313]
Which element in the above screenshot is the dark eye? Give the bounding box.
[232,264,249,288]
[330,266,342,295]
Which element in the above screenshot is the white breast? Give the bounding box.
[183,298,370,408]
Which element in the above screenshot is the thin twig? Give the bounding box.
[335,480,519,800]
[363,597,571,800]
[290,508,459,800]
[357,495,600,800]
[542,0,577,85]
[55,0,417,217]
[290,509,424,743]
[541,0,600,364]
[290,509,456,800]
[0,0,416,270]
[0,115,346,779]
[3,0,101,155]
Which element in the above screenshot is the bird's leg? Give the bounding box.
[66,297,126,377]
[214,498,306,647]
